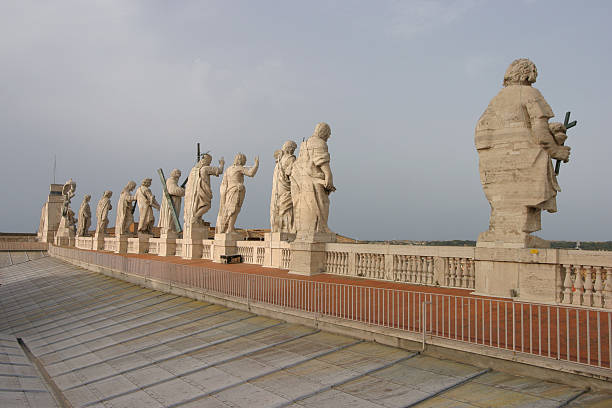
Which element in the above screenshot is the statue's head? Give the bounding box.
[200,153,212,166]
[142,178,152,187]
[282,140,297,154]
[273,150,282,162]
[549,122,566,134]
[503,58,537,87]
[103,190,113,198]
[313,122,331,141]
[234,153,247,166]
[84,194,91,202]
[170,169,181,179]
[126,181,137,191]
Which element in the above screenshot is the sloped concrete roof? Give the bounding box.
[1,255,610,408]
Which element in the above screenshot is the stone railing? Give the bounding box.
[148,238,160,255]
[236,240,266,265]
[202,239,213,260]
[558,250,612,309]
[75,236,93,250]
[323,243,475,290]
[103,237,116,252]
[0,241,48,251]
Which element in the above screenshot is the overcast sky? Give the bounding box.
[1,0,610,242]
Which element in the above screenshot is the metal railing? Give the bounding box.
[49,245,611,372]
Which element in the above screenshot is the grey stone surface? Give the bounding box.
[0,256,610,407]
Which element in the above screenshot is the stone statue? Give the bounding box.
[60,178,76,218]
[135,178,160,235]
[184,154,225,228]
[475,58,571,248]
[291,122,336,236]
[270,141,297,233]
[215,153,259,234]
[158,169,185,235]
[95,191,113,234]
[76,195,92,236]
[115,181,137,236]
[55,178,78,244]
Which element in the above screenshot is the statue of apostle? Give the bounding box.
[115,181,137,236]
[135,178,160,236]
[216,153,259,234]
[270,141,297,233]
[95,191,113,235]
[291,122,335,236]
[184,154,224,229]
[76,195,92,236]
[158,169,185,235]
[475,58,571,247]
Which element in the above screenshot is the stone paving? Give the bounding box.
[1,255,611,407]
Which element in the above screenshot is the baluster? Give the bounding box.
[583,266,594,307]
[572,265,584,306]
[408,256,414,282]
[461,259,469,287]
[403,256,409,281]
[450,258,457,287]
[456,258,464,288]
[427,257,434,284]
[604,267,612,310]
[593,267,604,308]
[562,264,573,304]
[418,257,425,283]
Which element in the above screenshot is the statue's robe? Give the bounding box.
[115,190,135,235]
[291,135,332,233]
[270,153,295,232]
[158,178,184,232]
[135,186,159,234]
[76,201,91,236]
[184,164,222,227]
[216,165,246,233]
[475,85,559,215]
[96,197,112,234]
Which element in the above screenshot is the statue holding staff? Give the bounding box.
[184,154,225,228]
[158,169,185,235]
[475,58,571,247]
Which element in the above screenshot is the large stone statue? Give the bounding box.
[291,122,336,237]
[215,153,259,233]
[60,178,76,218]
[158,169,185,235]
[270,141,297,233]
[76,195,92,236]
[95,191,113,234]
[135,178,160,235]
[115,181,137,236]
[184,154,225,228]
[475,58,571,248]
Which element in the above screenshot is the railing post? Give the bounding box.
[247,276,251,310]
[422,300,431,351]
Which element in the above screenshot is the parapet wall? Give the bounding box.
[73,235,612,310]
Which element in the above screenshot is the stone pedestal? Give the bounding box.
[115,235,129,254]
[128,235,150,254]
[213,232,242,263]
[182,226,206,260]
[474,247,560,303]
[158,231,178,257]
[54,220,75,247]
[93,233,105,250]
[289,232,336,276]
[263,232,295,268]
[477,230,551,249]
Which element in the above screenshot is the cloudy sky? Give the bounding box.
[1,0,610,241]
